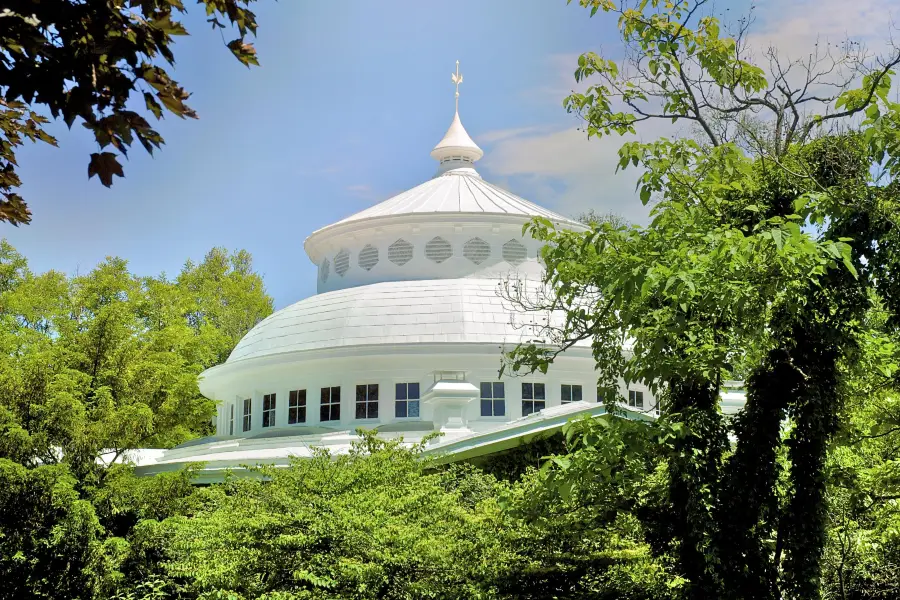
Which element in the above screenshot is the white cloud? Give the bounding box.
[477,1,899,227]
[747,0,897,60]
[480,124,673,225]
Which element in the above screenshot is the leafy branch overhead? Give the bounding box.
[0,0,264,226]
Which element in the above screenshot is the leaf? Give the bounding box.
[88,152,124,187]
[227,39,259,67]
[144,93,163,120]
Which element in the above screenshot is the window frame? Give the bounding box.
[228,403,235,436]
[561,384,583,404]
[394,382,421,419]
[262,393,276,428]
[521,382,546,417]
[288,389,307,425]
[320,386,341,422]
[480,382,506,417]
[628,390,645,409]
[355,384,379,420]
[242,398,252,432]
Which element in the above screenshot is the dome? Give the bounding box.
[314,170,579,233]
[225,278,577,364]
[133,62,704,484]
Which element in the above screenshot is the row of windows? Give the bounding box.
[320,237,533,282]
[228,382,589,433]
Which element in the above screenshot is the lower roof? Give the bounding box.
[224,278,578,364]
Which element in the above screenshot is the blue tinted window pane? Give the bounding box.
[495,399,505,416]
[493,382,505,398]
[481,382,492,398]
[522,402,534,417]
[522,383,533,400]
[396,383,407,400]
[409,383,420,399]
[534,384,545,400]
[408,401,419,418]
[367,402,378,419]
[481,399,492,416]
[395,401,407,418]
[535,401,545,412]
[573,385,583,401]
[356,402,367,419]
[369,384,378,400]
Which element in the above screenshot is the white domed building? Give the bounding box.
[134,70,694,482]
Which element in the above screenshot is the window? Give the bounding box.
[463,237,491,264]
[522,383,546,416]
[242,398,252,432]
[320,387,341,422]
[425,236,452,263]
[334,249,350,276]
[356,384,379,419]
[262,393,276,428]
[561,384,583,404]
[288,389,307,424]
[228,403,235,435]
[388,239,413,266]
[502,239,527,265]
[480,382,505,417]
[395,382,420,418]
[358,244,379,271]
[628,390,644,409]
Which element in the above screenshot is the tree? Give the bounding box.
[504,1,900,598]
[0,1,264,226]
[0,240,272,598]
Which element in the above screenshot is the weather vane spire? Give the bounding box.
[451,60,463,113]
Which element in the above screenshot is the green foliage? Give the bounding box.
[0,1,265,225]
[0,241,272,599]
[504,3,900,599]
[116,432,675,600]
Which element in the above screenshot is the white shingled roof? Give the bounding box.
[227,278,581,363]
[325,172,580,230]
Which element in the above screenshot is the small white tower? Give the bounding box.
[430,61,484,177]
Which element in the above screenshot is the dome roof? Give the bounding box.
[225,278,578,363]
[305,68,583,248]
[318,170,579,232]
[430,110,483,164]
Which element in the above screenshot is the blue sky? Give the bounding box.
[3,0,890,308]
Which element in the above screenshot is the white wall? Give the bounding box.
[212,348,658,437]
[313,219,548,294]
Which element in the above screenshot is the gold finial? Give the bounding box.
[451,60,463,112]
